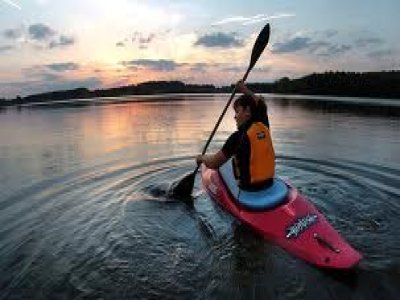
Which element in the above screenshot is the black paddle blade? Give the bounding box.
[169,171,196,201]
[249,23,270,72]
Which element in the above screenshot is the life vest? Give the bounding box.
[233,121,275,189]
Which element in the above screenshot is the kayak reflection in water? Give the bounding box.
[196,80,275,192]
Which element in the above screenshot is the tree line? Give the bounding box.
[249,71,400,99]
[1,71,399,106]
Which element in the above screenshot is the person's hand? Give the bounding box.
[236,79,259,103]
[236,79,247,93]
[196,155,203,165]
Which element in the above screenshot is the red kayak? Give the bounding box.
[200,161,362,269]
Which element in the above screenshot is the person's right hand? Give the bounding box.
[236,79,259,103]
[236,80,247,93]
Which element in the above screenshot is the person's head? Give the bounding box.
[233,94,256,128]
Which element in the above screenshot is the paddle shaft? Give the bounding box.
[169,23,269,199]
[193,67,252,174]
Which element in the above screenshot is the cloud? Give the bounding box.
[121,59,181,71]
[27,75,101,92]
[3,28,23,39]
[212,13,295,26]
[45,62,79,72]
[194,32,243,48]
[272,30,390,60]
[40,72,63,81]
[318,44,352,56]
[132,32,156,49]
[120,59,218,73]
[23,63,79,81]
[212,16,253,26]
[272,35,351,57]
[252,66,272,73]
[43,77,102,91]
[120,60,269,76]
[355,37,383,48]
[273,37,312,53]
[22,66,62,82]
[189,63,211,72]
[119,30,173,50]
[3,24,75,50]
[0,45,13,52]
[367,49,394,58]
[2,65,103,98]
[35,77,101,95]
[323,30,338,38]
[220,65,271,74]
[221,66,243,73]
[49,35,75,48]
[1,0,21,10]
[28,23,55,41]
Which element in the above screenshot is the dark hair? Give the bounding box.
[233,94,267,122]
[234,94,256,114]
[255,98,267,121]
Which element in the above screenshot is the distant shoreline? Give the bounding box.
[3,92,399,118]
[1,70,399,107]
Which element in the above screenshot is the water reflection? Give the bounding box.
[268,96,400,117]
[0,94,399,299]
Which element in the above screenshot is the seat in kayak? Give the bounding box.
[218,160,288,210]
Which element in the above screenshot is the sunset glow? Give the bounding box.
[0,0,399,98]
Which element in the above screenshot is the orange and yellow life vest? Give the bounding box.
[233,121,275,189]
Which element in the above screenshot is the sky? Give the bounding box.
[0,0,399,98]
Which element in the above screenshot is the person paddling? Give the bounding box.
[196,80,275,191]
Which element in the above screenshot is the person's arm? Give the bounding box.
[196,125,238,169]
[236,79,268,123]
[196,150,228,170]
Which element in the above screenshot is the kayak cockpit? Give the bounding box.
[218,160,289,210]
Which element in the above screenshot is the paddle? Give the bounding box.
[170,23,271,201]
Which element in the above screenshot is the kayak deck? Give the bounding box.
[218,160,289,210]
[201,163,362,269]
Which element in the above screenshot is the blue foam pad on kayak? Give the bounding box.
[218,160,288,210]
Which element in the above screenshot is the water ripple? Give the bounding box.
[0,155,399,299]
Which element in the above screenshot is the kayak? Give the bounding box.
[200,160,362,269]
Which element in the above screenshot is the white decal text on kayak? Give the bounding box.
[286,214,318,239]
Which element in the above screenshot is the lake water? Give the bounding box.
[0,94,399,299]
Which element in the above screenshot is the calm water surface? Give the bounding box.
[0,94,399,299]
